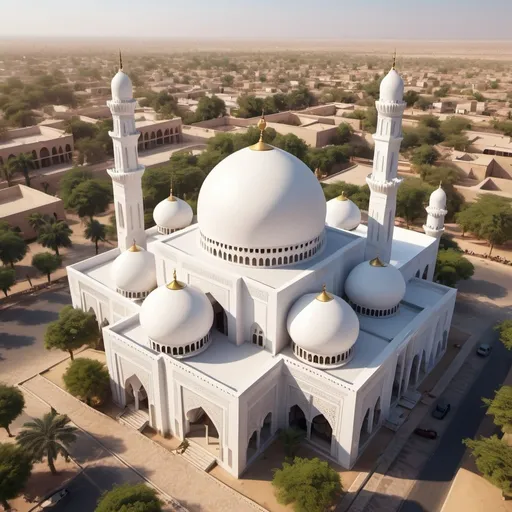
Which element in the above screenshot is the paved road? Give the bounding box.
[0,288,72,385]
[400,330,512,512]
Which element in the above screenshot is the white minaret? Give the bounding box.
[423,184,447,242]
[365,57,406,263]
[107,53,146,252]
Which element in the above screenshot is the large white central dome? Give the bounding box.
[197,146,326,254]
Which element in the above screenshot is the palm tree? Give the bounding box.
[28,213,51,234]
[84,219,106,255]
[16,412,78,475]
[37,219,72,256]
[8,153,35,187]
[0,164,14,187]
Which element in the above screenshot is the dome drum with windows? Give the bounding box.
[287,286,360,369]
[197,116,327,268]
[139,270,214,359]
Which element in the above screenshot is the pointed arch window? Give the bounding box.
[251,323,264,347]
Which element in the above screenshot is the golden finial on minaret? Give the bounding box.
[128,239,140,252]
[168,177,177,202]
[316,284,333,303]
[336,190,348,201]
[119,50,123,71]
[370,257,386,267]
[250,110,273,151]
[392,49,397,70]
[167,269,185,290]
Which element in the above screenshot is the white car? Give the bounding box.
[40,489,69,509]
[476,343,492,357]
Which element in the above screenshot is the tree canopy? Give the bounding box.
[0,229,27,267]
[482,386,512,434]
[410,145,440,167]
[63,358,110,407]
[194,95,226,122]
[37,219,72,256]
[85,220,107,255]
[45,305,99,360]
[0,384,25,437]
[272,457,342,512]
[434,248,475,287]
[67,179,112,219]
[463,436,512,495]
[32,252,62,283]
[396,179,432,227]
[456,195,512,255]
[0,267,16,297]
[494,320,512,351]
[95,483,162,512]
[0,443,33,510]
[59,168,93,208]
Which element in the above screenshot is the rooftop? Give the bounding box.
[0,126,69,150]
[161,225,361,290]
[0,185,61,216]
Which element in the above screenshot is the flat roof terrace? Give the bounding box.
[0,126,69,150]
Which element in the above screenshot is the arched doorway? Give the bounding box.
[65,144,72,162]
[58,146,64,163]
[415,270,420,278]
[260,412,272,445]
[359,409,371,449]
[125,376,148,412]
[310,414,333,451]
[156,129,163,145]
[40,147,51,168]
[144,132,149,150]
[422,265,429,280]
[246,431,258,462]
[185,406,220,456]
[288,404,307,434]
[392,362,402,402]
[51,147,59,165]
[31,150,40,169]
[410,354,420,388]
[373,398,381,428]
[206,293,228,336]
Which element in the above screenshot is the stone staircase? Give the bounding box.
[118,407,149,432]
[398,390,422,410]
[180,440,217,472]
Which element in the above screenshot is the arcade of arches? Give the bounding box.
[185,406,220,457]
[137,124,183,152]
[0,144,73,170]
[288,404,334,454]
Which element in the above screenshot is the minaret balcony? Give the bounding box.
[375,101,406,116]
[425,206,448,217]
[423,224,445,237]
[366,174,402,193]
[107,99,137,114]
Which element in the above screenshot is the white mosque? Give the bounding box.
[67,59,456,476]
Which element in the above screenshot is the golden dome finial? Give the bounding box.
[392,50,396,70]
[250,110,273,151]
[370,257,386,267]
[167,269,185,290]
[337,190,348,201]
[119,50,123,71]
[128,239,140,252]
[316,284,333,302]
[168,177,177,202]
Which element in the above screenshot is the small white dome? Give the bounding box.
[111,70,133,101]
[140,273,214,346]
[111,243,156,295]
[153,192,193,233]
[197,146,326,249]
[345,258,406,312]
[325,193,361,231]
[288,288,359,357]
[429,185,447,210]
[379,69,404,103]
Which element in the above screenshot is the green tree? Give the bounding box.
[27,212,51,233]
[63,358,110,407]
[463,436,512,495]
[273,133,309,161]
[236,94,264,118]
[411,145,439,167]
[331,122,353,145]
[0,267,16,296]
[0,443,33,510]
[95,483,162,512]
[482,386,512,433]
[31,252,62,283]
[7,153,35,187]
[403,90,420,107]
[44,305,99,360]
[0,229,27,268]
[434,248,474,287]
[0,384,25,437]
[65,118,98,140]
[68,179,112,220]
[272,457,342,512]
[37,219,72,256]
[59,168,93,208]
[194,95,226,122]
[414,96,433,111]
[16,412,78,475]
[279,428,305,458]
[84,220,107,255]
[494,320,512,351]
[396,179,431,227]
[76,138,107,165]
[1,164,14,187]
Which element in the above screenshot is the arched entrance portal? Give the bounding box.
[206,293,228,336]
[310,414,333,452]
[359,409,370,449]
[288,404,307,433]
[185,406,220,456]
[125,376,148,412]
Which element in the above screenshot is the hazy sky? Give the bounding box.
[3,0,512,40]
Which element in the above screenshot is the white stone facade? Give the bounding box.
[67,65,457,478]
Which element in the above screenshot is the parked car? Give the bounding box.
[476,343,492,357]
[432,399,451,419]
[41,489,69,509]
[414,427,438,440]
